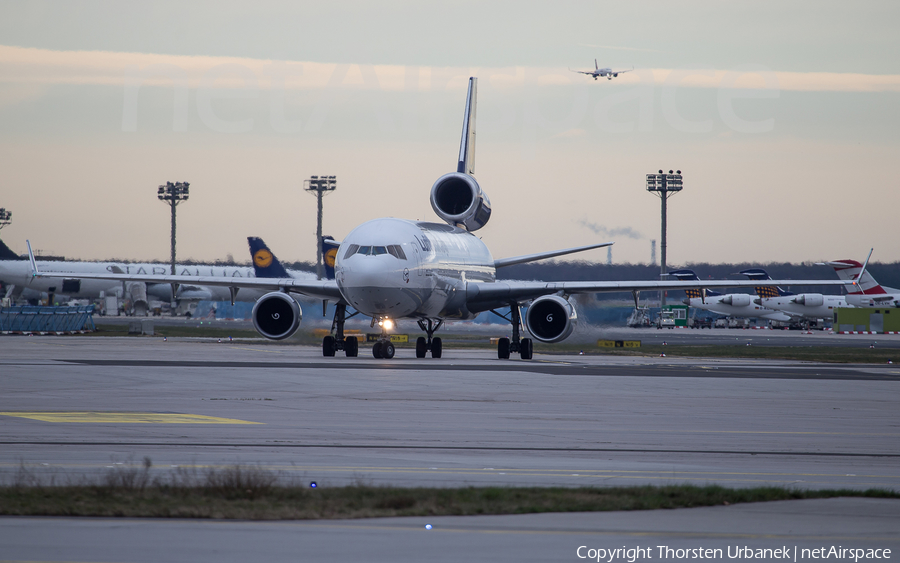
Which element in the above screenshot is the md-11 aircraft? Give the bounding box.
[28,77,851,360]
[570,59,633,80]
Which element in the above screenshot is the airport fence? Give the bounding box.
[0,305,96,334]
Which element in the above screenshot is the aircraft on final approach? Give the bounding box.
[570,59,633,80]
[741,268,848,323]
[30,77,848,360]
[671,270,793,323]
[820,255,900,308]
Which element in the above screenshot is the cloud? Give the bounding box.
[578,43,662,53]
[2,44,899,93]
[551,128,587,139]
[579,220,643,240]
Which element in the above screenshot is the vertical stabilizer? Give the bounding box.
[247,237,290,279]
[824,260,886,295]
[321,236,340,280]
[457,77,477,175]
[740,268,793,297]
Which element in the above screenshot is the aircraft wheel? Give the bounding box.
[382,341,395,359]
[431,337,442,358]
[415,337,427,358]
[323,336,335,357]
[520,338,533,360]
[372,341,383,359]
[497,337,510,359]
[345,336,358,357]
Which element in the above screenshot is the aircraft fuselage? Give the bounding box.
[335,218,495,320]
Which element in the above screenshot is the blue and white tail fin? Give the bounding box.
[739,268,793,297]
[669,269,722,298]
[321,236,340,280]
[247,237,290,279]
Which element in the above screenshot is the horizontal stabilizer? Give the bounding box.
[494,242,613,269]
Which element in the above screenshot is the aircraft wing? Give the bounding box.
[613,68,633,74]
[494,242,613,268]
[569,68,593,75]
[465,279,851,312]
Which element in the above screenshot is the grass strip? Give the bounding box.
[2,483,897,520]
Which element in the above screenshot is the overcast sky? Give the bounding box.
[1,1,898,267]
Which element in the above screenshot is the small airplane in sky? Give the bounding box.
[27,77,850,360]
[570,59,633,80]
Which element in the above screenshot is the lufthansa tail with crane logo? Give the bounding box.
[247,237,290,279]
[247,236,341,280]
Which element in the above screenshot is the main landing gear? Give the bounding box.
[492,303,533,360]
[322,303,360,358]
[415,318,443,359]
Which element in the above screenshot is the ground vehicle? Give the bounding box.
[656,310,676,329]
[689,317,713,329]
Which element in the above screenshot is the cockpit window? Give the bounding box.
[347,244,406,259]
[387,245,407,260]
[343,244,359,260]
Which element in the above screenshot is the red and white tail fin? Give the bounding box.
[822,260,886,295]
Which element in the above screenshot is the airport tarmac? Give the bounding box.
[1,336,898,562]
[98,315,900,348]
[1,498,898,563]
[0,337,898,490]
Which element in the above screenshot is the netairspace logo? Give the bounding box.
[575,545,892,562]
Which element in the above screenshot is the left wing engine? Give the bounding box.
[525,295,577,343]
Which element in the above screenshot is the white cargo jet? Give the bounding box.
[28,77,849,360]
[571,59,633,80]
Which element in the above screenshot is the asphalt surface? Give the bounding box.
[1,498,898,562]
[1,335,898,561]
[1,336,898,490]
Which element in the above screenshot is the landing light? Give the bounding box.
[381,319,394,330]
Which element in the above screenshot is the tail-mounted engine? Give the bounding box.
[252,292,301,340]
[525,295,577,343]
[720,294,751,307]
[791,294,824,307]
[430,173,491,232]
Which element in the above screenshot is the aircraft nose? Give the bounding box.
[342,256,387,288]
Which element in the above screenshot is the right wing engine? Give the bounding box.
[525,295,577,343]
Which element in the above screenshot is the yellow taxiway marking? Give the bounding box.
[0,412,262,424]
